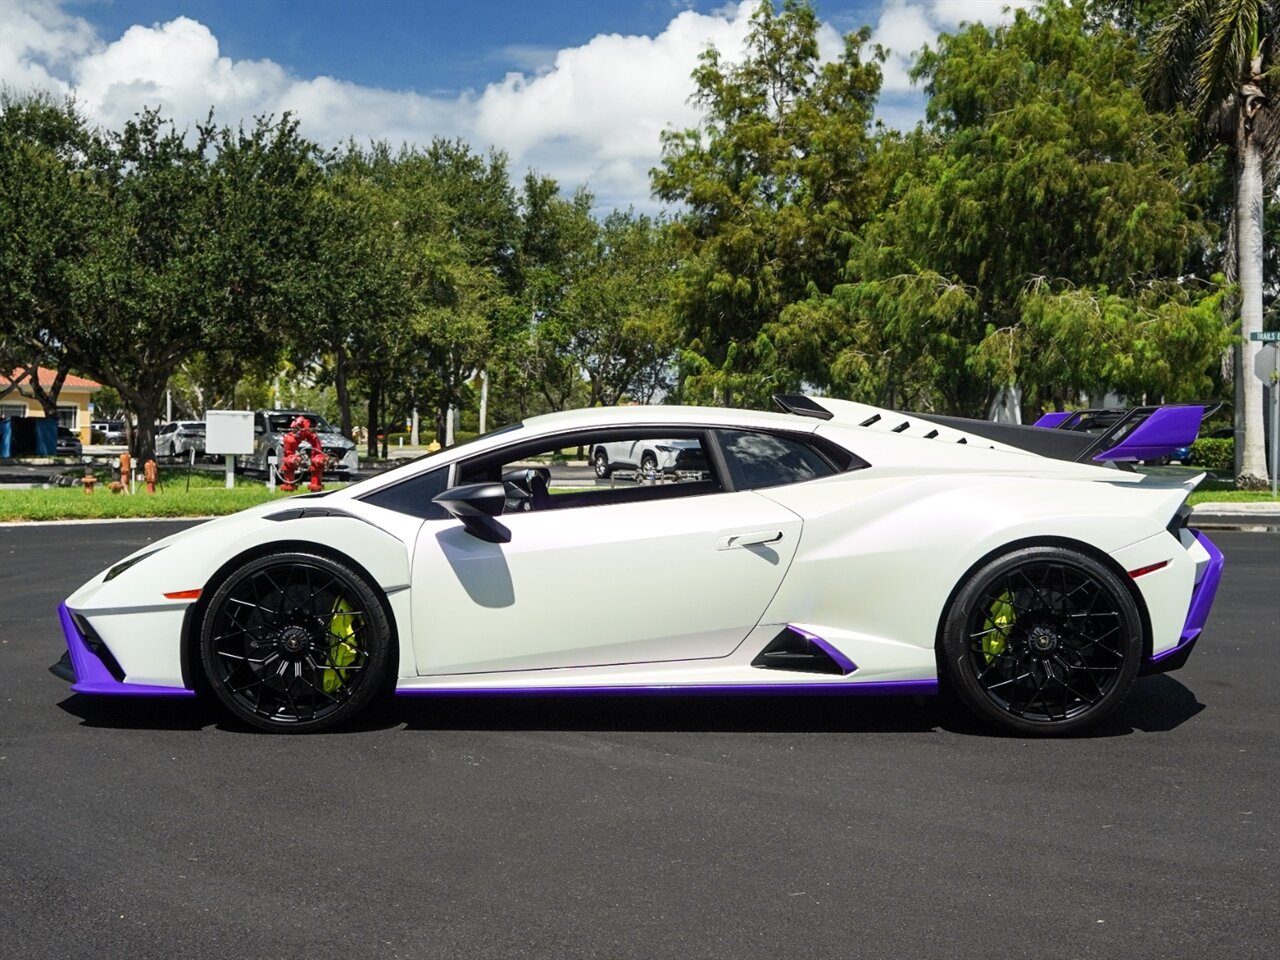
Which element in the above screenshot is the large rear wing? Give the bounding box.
[1029,404,1212,463]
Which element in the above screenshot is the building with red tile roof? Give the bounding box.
[2,367,103,443]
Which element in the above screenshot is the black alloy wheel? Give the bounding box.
[200,552,392,732]
[593,447,612,479]
[941,546,1143,735]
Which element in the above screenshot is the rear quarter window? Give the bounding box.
[715,430,840,490]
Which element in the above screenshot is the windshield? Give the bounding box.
[344,421,525,494]
[267,413,333,433]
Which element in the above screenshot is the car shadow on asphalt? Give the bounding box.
[55,674,1203,737]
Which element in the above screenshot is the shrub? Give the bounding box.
[1188,437,1233,472]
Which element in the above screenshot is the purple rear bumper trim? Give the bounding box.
[397,680,938,697]
[1149,530,1224,665]
[57,603,195,697]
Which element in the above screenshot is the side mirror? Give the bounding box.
[433,482,513,543]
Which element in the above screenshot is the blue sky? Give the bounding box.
[65,1,889,94]
[4,1,1032,211]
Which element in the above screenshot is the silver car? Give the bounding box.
[156,421,205,459]
[590,438,708,480]
[249,410,359,477]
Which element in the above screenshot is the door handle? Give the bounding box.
[716,530,784,550]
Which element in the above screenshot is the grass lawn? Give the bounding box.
[0,467,345,521]
[1187,489,1279,505]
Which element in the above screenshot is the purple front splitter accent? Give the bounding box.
[57,602,195,697]
[1033,411,1072,429]
[1093,406,1203,462]
[397,680,937,698]
[1149,530,1225,664]
[787,624,858,675]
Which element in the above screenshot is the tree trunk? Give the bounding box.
[28,363,70,419]
[133,391,162,462]
[1235,110,1268,487]
[366,379,380,460]
[335,343,352,439]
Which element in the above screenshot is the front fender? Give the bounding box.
[64,506,418,688]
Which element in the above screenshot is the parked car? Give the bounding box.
[52,395,1221,736]
[55,426,83,458]
[90,420,127,444]
[247,410,359,478]
[156,421,206,459]
[591,438,708,479]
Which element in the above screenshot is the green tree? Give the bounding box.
[389,140,520,449]
[652,0,885,406]
[70,110,320,458]
[0,91,96,417]
[291,142,409,441]
[503,174,598,415]
[561,210,679,405]
[826,0,1225,415]
[1143,0,1278,485]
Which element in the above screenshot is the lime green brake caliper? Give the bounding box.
[983,591,1015,663]
[322,597,359,694]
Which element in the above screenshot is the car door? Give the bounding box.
[410,475,803,676]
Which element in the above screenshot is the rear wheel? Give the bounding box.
[593,447,612,479]
[200,552,392,732]
[941,546,1142,736]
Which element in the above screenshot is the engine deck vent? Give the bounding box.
[752,626,857,676]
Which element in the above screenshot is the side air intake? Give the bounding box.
[752,626,857,676]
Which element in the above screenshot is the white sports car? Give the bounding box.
[52,396,1223,735]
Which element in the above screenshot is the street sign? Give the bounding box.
[1249,331,1280,342]
[1256,343,1279,382]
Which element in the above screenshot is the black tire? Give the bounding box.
[592,447,612,479]
[940,545,1143,736]
[199,552,393,732]
[640,451,658,479]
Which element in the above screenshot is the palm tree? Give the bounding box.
[1144,0,1278,487]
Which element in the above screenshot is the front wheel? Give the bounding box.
[639,452,658,480]
[200,552,393,732]
[940,546,1143,736]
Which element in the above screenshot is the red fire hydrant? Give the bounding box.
[280,417,326,493]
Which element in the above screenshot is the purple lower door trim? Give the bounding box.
[397,680,938,698]
[57,603,195,697]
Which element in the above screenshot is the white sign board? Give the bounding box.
[205,409,255,455]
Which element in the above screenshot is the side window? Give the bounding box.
[457,431,722,512]
[360,466,451,520]
[715,430,838,490]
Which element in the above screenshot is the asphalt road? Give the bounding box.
[1,523,1276,959]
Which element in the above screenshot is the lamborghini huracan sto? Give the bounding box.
[52,396,1223,735]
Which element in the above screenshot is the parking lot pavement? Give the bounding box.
[0,524,1276,959]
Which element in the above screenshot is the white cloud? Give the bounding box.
[871,0,1036,94]
[0,0,98,95]
[0,1,1035,211]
